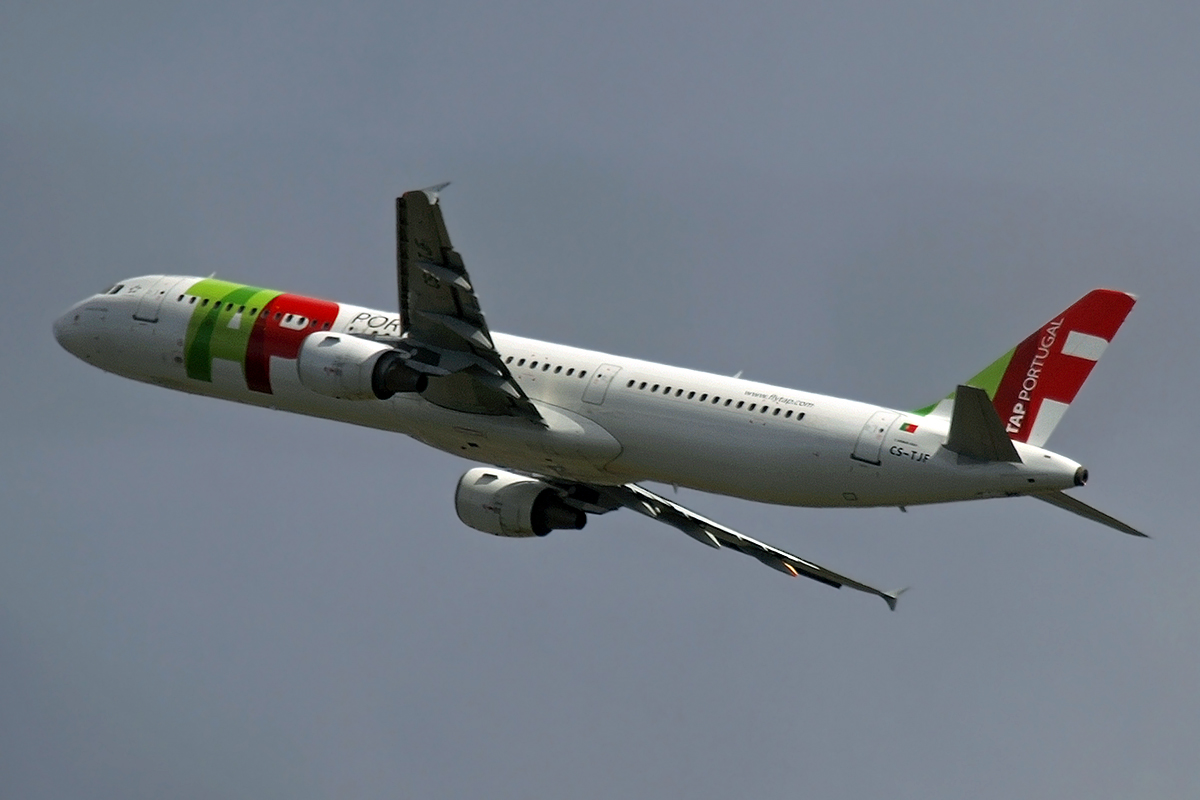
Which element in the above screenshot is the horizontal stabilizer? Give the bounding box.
[945,385,1021,462]
[1032,491,1146,538]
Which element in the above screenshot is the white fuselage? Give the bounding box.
[55,275,1083,507]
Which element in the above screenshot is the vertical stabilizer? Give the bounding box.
[918,289,1136,446]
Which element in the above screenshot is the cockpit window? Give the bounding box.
[103,284,125,295]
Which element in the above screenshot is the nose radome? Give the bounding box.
[53,305,90,358]
[53,311,70,346]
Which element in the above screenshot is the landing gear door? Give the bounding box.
[133,276,187,323]
[851,410,899,465]
[582,363,622,405]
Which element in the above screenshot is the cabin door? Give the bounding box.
[851,410,898,465]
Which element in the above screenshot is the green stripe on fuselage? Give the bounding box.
[185,278,283,383]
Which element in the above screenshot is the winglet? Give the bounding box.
[418,182,451,203]
[884,587,910,612]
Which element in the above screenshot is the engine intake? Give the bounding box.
[297,333,427,400]
[455,467,587,537]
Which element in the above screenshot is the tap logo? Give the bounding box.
[183,278,341,394]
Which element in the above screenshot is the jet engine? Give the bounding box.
[297,332,427,400]
[455,467,587,537]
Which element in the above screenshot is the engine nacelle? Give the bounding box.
[455,467,587,538]
[297,333,427,400]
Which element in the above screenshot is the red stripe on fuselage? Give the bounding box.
[246,294,341,393]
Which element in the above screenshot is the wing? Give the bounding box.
[393,186,542,422]
[594,483,906,610]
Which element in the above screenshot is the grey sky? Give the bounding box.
[4,2,1199,797]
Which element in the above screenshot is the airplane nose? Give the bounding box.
[53,304,92,359]
[52,311,70,346]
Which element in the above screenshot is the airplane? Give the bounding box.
[53,185,1143,609]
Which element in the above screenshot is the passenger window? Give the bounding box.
[505,356,514,363]
[189,296,196,304]
[797,413,806,421]
[238,306,245,313]
[664,386,672,394]
[530,361,539,369]
[201,299,210,307]
[785,410,793,418]
[518,359,526,366]
[177,295,184,302]
[567,368,575,376]
[274,312,282,320]
[579,371,587,379]
[542,363,550,371]
[772,408,780,416]
[627,380,635,387]
[737,401,745,409]
[687,391,695,399]
[639,382,646,390]
[226,303,234,312]
[748,404,756,411]
[554,366,562,374]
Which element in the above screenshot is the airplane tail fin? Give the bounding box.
[917,289,1137,447]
